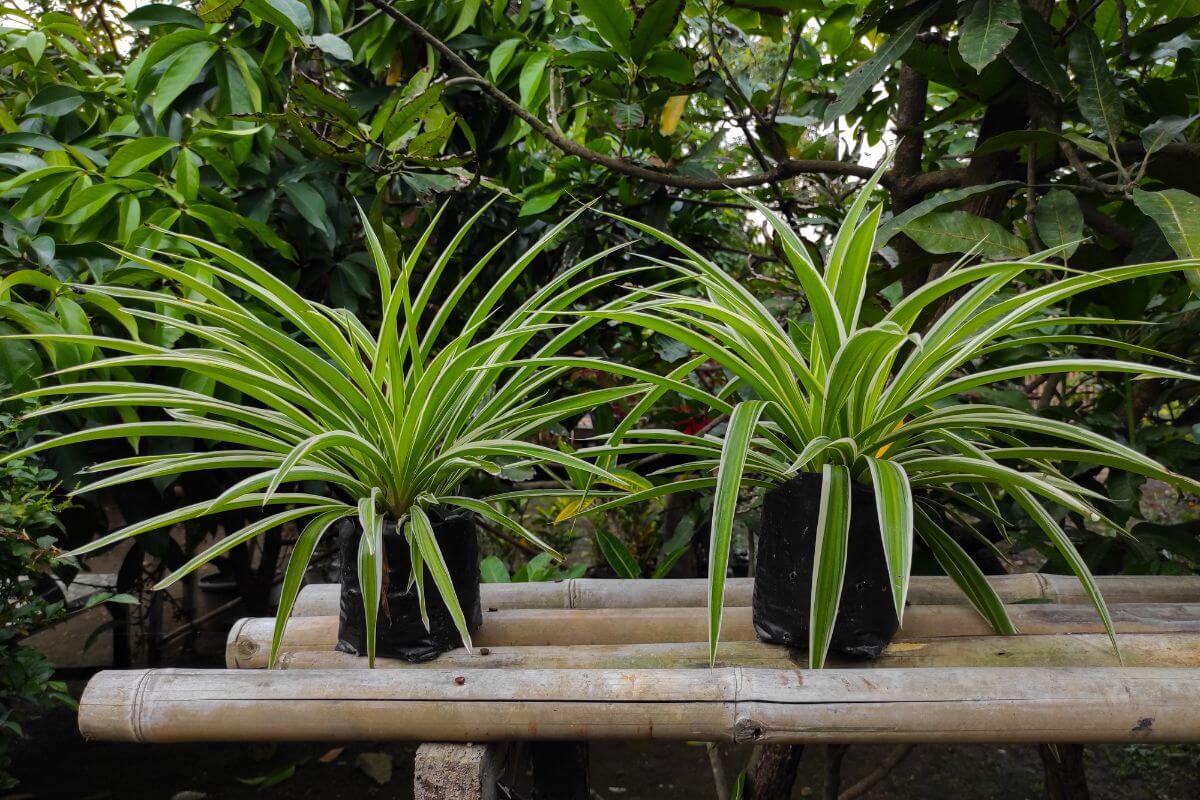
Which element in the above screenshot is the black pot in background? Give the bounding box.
[752,471,899,659]
[336,508,482,662]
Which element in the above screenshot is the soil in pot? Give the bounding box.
[336,508,482,662]
[752,471,899,659]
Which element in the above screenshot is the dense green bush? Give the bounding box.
[0,410,72,790]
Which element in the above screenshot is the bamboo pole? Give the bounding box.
[266,633,1200,671]
[227,604,1200,669]
[77,666,1200,744]
[290,575,1200,616]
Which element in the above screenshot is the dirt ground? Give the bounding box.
[10,687,1200,800]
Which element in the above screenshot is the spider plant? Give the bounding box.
[549,169,1200,668]
[2,201,643,666]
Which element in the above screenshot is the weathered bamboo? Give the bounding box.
[268,633,1200,671]
[77,666,1200,744]
[290,574,1200,615]
[226,604,1200,668]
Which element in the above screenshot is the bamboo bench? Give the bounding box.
[79,574,1200,798]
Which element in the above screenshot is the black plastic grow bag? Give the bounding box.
[752,471,899,659]
[336,509,482,662]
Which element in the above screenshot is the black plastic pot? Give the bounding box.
[752,471,898,659]
[336,508,482,662]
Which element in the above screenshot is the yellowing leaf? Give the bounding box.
[554,498,593,522]
[659,94,687,135]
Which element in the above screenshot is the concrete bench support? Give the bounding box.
[414,742,504,800]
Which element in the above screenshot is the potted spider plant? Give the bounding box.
[552,169,1200,668]
[2,201,643,666]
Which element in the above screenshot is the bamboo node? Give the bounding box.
[237,639,260,657]
[733,716,764,743]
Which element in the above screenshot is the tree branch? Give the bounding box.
[364,0,949,193]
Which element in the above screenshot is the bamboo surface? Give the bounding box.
[290,574,1200,615]
[78,666,1200,744]
[268,633,1200,671]
[226,604,1200,669]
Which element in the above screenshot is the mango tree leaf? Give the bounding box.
[382,85,444,145]
[519,51,549,107]
[878,181,1018,244]
[643,50,693,83]
[128,3,206,27]
[958,0,1021,73]
[0,322,39,393]
[26,86,84,117]
[196,0,243,23]
[22,31,46,63]
[281,181,334,242]
[1004,9,1070,97]
[1133,189,1200,258]
[577,0,632,59]
[152,42,217,117]
[1068,27,1124,145]
[1034,188,1084,258]
[900,210,1029,259]
[48,184,124,225]
[631,0,682,63]
[243,0,311,37]
[305,33,353,61]
[519,188,562,217]
[824,8,931,123]
[105,136,179,178]
[489,38,521,78]
[1141,114,1199,156]
[1132,188,1200,294]
[448,0,483,39]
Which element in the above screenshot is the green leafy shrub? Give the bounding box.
[0,411,72,790]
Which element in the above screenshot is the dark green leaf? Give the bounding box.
[105,136,179,178]
[1068,27,1124,145]
[519,189,562,217]
[126,3,205,28]
[878,181,1018,244]
[1034,188,1084,258]
[900,210,1029,259]
[642,50,693,83]
[577,0,632,59]
[305,33,353,61]
[243,0,312,37]
[596,529,641,578]
[519,52,549,108]
[26,86,84,117]
[151,42,218,117]
[1141,114,1199,156]
[1004,9,1070,97]
[825,8,931,123]
[631,0,682,62]
[958,0,1021,73]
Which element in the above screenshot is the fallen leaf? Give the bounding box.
[355,752,393,785]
